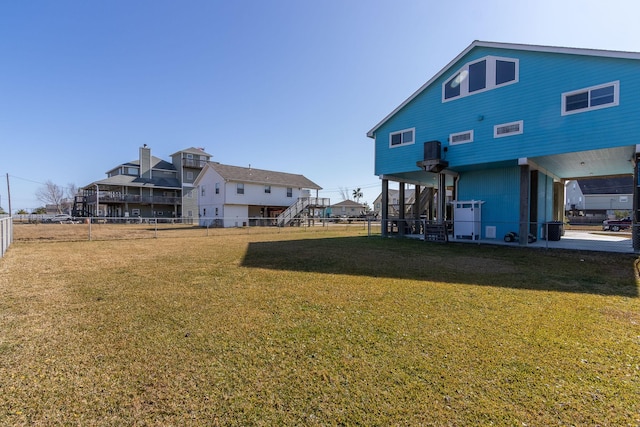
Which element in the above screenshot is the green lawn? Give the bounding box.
[1,227,638,425]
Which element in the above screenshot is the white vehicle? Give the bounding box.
[47,214,74,223]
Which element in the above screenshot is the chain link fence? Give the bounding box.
[11,216,381,243]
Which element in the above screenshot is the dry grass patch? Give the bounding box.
[1,227,639,425]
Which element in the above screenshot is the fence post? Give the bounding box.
[88,217,92,241]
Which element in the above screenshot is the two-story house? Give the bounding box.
[367,41,640,246]
[77,145,212,220]
[194,162,325,227]
[565,176,633,221]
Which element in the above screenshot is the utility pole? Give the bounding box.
[6,173,12,217]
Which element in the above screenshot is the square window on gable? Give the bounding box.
[468,60,486,92]
[389,128,415,148]
[495,60,516,85]
[562,81,619,115]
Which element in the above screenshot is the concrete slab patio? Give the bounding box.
[452,230,635,254]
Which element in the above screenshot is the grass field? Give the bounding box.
[1,225,639,425]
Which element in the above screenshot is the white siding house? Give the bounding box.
[194,162,322,227]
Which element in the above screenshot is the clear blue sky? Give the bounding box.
[2,0,640,212]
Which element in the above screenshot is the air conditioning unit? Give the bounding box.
[424,141,441,161]
[417,140,448,173]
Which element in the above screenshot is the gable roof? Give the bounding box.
[170,147,213,157]
[330,199,365,209]
[366,40,640,138]
[108,156,176,174]
[198,162,322,190]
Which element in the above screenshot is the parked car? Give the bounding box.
[47,214,74,223]
[602,217,632,232]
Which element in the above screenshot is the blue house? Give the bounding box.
[367,41,640,246]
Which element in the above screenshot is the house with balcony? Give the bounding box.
[367,41,640,246]
[76,145,212,220]
[194,162,326,227]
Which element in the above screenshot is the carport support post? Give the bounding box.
[381,178,389,237]
[633,153,640,250]
[399,182,405,236]
[519,163,531,246]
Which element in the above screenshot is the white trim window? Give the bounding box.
[443,56,519,102]
[389,127,415,148]
[561,81,619,116]
[237,183,244,195]
[264,185,271,194]
[449,130,474,145]
[494,120,523,138]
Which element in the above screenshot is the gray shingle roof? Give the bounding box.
[577,177,633,195]
[93,174,181,189]
[208,163,321,190]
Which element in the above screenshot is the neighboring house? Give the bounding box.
[77,145,212,220]
[565,177,633,220]
[329,200,366,218]
[367,40,640,245]
[194,162,324,227]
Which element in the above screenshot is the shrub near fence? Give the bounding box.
[0,215,12,258]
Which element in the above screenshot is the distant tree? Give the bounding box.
[67,183,79,199]
[352,188,363,203]
[16,209,28,214]
[0,206,6,215]
[33,207,47,214]
[36,180,65,213]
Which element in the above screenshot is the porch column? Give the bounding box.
[553,181,564,221]
[381,179,389,237]
[399,182,405,235]
[519,164,531,246]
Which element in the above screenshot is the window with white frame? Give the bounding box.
[449,130,474,145]
[561,81,619,116]
[200,186,205,197]
[443,56,518,102]
[494,120,523,138]
[186,171,194,181]
[215,182,220,194]
[237,183,244,194]
[286,187,293,197]
[389,128,415,148]
[265,185,271,194]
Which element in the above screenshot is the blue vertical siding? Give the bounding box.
[457,167,521,239]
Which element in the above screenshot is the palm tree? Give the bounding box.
[352,188,363,203]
